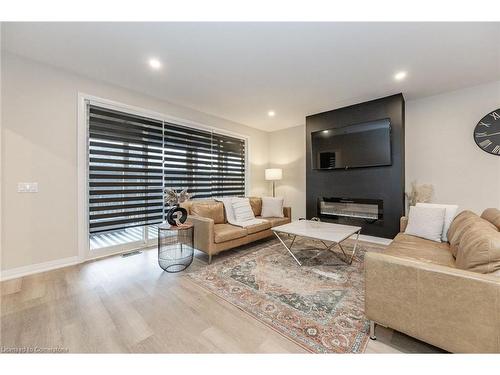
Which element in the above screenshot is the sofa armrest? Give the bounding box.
[188,215,214,254]
[283,206,291,219]
[365,252,500,353]
[400,216,408,232]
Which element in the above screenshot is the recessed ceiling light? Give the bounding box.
[148,58,162,70]
[394,71,407,81]
[267,110,276,117]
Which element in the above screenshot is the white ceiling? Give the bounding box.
[2,22,499,131]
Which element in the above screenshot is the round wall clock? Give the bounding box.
[474,108,500,156]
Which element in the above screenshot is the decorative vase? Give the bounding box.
[166,204,188,226]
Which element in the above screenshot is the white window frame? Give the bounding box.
[77,93,250,261]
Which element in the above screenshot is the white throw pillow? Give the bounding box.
[231,198,255,222]
[416,203,458,242]
[405,206,446,242]
[261,197,284,218]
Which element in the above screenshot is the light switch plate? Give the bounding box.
[17,182,38,193]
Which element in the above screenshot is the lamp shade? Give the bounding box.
[265,168,282,181]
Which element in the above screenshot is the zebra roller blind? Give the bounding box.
[88,104,246,234]
[88,106,165,234]
[163,122,246,199]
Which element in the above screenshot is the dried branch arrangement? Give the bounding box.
[406,180,434,207]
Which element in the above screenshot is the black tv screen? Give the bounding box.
[311,118,392,170]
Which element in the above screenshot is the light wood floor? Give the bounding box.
[1,243,443,353]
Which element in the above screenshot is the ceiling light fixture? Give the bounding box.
[267,110,276,117]
[148,58,162,70]
[394,71,407,81]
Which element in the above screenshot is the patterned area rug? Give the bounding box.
[186,237,386,353]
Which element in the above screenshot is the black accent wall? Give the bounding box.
[305,94,405,239]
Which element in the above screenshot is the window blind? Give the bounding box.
[163,122,246,199]
[88,104,246,234]
[88,106,165,234]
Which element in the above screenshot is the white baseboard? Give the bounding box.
[0,242,156,282]
[358,234,392,245]
[0,256,82,282]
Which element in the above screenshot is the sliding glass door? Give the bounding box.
[88,106,164,252]
[87,102,247,255]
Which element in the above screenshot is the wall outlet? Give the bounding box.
[17,182,38,193]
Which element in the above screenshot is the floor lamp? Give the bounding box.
[265,168,282,197]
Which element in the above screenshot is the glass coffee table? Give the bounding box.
[272,220,362,266]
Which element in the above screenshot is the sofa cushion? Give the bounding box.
[404,206,446,242]
[448,210,478,256]
[180,199,214,214]
[245,220,272,234]
[191,201,225,224]
[213,224,247,243]
[248,197,262,216]
[447,210,496,257]
[455,222,500,274]
[232,198,255,222]
[481,208,500,230]
[416,203,458,242]
[261,197,284,218]
[385,233,455,267]
[257,216,291,227]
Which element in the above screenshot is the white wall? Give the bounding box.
[406,81,500,214]
[1,53,269,271]
[267,125,306,219]
[268,80,500,220]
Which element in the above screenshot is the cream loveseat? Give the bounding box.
[365,208,500,353]
[181,197,291,263]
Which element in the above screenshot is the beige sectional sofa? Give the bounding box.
[365,208,500,353]
[181,197,291,263]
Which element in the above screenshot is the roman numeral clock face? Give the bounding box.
[474,109,500,156]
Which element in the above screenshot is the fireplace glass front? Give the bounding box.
[318,197,383,223]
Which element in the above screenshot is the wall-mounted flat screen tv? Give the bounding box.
[311,118,392,170]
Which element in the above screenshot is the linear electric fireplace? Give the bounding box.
[317,197,383,224]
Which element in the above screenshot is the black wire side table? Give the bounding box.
[157,222,194,273]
